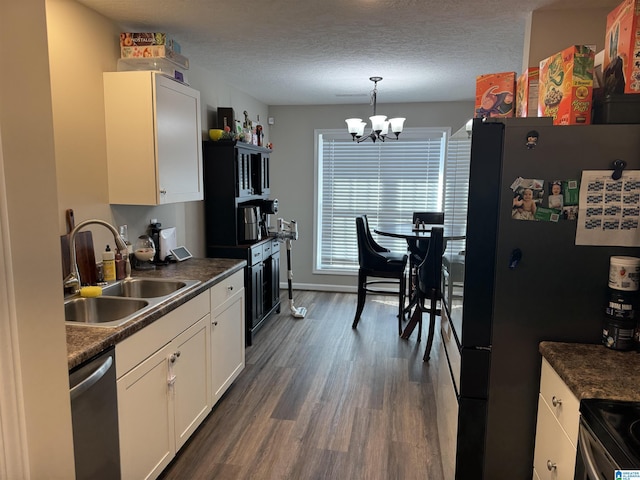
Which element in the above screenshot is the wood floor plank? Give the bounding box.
[159,291,445,480]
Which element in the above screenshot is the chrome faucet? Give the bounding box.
[64,219,131,293]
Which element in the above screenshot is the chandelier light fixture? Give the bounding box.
[345,76,405,143]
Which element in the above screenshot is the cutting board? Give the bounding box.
[60,209,97,286]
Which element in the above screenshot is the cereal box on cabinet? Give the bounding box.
[602,0,640,95]
[538,45,595,125]
[475,72,516,118]
[516,68,539,117]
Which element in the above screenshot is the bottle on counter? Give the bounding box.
[119,224,134,263]
[115,250,126,280]
[102,245,116,282]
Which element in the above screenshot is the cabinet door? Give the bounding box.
[172,315,211,451]
[251,152,270,195]
[117,343,175,480]
[104,71,203,206]
[155,75,203,204]
[269,249,280,307]
[249,262,264,329]
[236,149,253,197]
[211,287,245,405]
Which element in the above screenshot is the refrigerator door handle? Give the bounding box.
[508,248,522,269]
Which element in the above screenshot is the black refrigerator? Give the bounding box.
[442,117,640,479]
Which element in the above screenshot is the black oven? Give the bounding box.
[576,399,640,479]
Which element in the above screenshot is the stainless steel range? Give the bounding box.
[577,399,640,479]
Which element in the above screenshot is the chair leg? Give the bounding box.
[397,273,406,335]
[352,270,367,328]
[423,295,438,362]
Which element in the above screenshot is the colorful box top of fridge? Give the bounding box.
[538,45,595,125]
[474,72,516,119]
[516,68,539,118]
[603,0,640,95]
[119,33,181,53]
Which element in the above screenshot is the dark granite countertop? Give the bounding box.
[539,341,640,402]
[67,257,246,370]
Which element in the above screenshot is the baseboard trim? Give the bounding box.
[279,282,398,295]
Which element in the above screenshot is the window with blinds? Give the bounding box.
[443,128,472,256]
[315,127,449,273]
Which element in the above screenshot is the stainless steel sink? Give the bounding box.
[65,296,151,327]
[101,278,200,299]
[65,278,201,327]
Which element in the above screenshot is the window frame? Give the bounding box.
[313,127,450,275]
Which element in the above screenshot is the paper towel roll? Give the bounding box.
[159,227,177,261]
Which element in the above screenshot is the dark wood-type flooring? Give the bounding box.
[159,290,444,480]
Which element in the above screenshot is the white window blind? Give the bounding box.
[315,127,448,273]
[443,128,471,256]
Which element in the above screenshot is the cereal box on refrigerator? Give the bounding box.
[538,45,595,125]
[516,68,539,117]
[475,72,516,118]
[602,0,640,95]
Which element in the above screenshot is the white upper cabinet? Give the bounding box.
[103,71,203,205]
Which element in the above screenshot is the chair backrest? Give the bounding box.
[362,215,387,253]
[417,226,444,294]
[413,212,444,225]
[356,215,389,269]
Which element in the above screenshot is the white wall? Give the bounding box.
[523,6,614,70]
[268,102,474,290]
[0,0,75,477]
[46,0,270,258]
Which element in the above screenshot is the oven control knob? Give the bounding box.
[552,396,562,407]
[546,460,557,471]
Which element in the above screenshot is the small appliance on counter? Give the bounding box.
[238,205,261,243]
[257,198,279,237]
[133,235,156,270]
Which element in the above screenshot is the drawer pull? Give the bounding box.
[551,396,562,407]
[227,285,234,291]
[546,460,556,471]
[213,321,218,326]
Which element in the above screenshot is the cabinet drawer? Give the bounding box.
[262,241,272,257]
[271,239,280,254]
[116,292,210,378]
[533,394,577,480]
[249,245,263,265]
[539,358,580,446]
[210,270,244,307]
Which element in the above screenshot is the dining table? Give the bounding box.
[373,224,465,339]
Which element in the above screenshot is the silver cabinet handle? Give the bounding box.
[546,460,556,471]
[70,355,113,401]
[160,189,167,195]
[552,396,562,407]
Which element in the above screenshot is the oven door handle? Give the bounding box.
[579,425,602,480]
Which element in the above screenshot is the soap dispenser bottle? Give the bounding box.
[102,245,116,282]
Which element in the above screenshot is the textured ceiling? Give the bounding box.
[75,0,620,105]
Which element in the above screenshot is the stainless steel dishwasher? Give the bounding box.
[69,346,121,480]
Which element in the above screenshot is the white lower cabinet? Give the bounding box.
[532,358,580,480]
[115,273,246,480]
[210,270,245,405]
[117,342,175,480]
[173,316,211,451]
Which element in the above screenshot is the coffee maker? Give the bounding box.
[256,198,279,237]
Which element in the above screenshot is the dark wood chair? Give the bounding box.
[408,226,444,361]
[408,211,444,266]
[352,215,408,335]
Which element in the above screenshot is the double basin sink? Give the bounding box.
[64,278,201,327]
